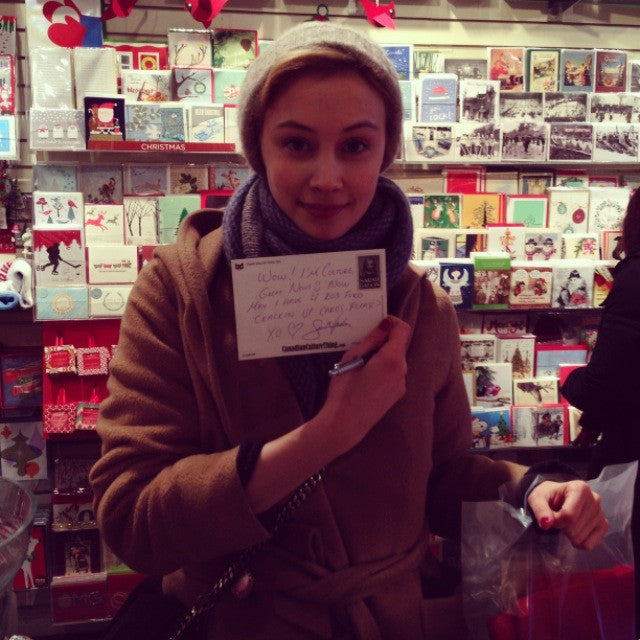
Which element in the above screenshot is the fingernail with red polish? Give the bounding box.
[539,517,552,530]
[378,318,391,332]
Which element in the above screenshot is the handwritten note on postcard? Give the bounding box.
[231,250,387,360]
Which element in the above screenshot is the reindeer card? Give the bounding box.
[173,68,214,103]
[0,420,47,481]
[123,196,159,245]
[168,164,208,194]
[124,164,169,197]
[513,377,559,406]
[32,229,86,286]
[32,191,83,227]
[78,165,123,205]
[87,245,138,284]
[168,29,212,69]
[83,204,125,245]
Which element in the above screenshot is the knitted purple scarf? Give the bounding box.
[222,174,413,418]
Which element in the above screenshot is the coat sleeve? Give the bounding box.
[425,291,527,540]
[89,256,270,575]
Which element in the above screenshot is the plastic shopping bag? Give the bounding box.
[461,462,636,640]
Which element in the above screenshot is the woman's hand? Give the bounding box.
[318,315,411,456]
[527,480,608,550]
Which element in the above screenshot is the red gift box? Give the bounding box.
[44,338,77,376]
[43,389,77,435]
[107,571,147,618]
[51,572,109,623]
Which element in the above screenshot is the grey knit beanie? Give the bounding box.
[237,21,403,175]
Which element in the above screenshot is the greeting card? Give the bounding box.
[593,123,639,163]
[89,285,133,317]
[29,109,85,151]
[78,165,123,205]
[562,233,600,260]
[587,187,631,235]
[188,104,224,143]
[211,28,258,70]
[546,187,590,233]
[35,286,89,320]
[550,261,595,309]
[473,362,513,407]
[84,97,125,143]
[593,261,616,306]
[0,353,42,408]
[32,229,86,286]
[501,121,547,162]
[438,259,474,308]
[120,69,172,102]
[404,123,455,162]
[29,47,74,109]
[33,164,77,192]
[535,343,588,377]
[601,230,624,261]
[73,47,118,105]
[454,230,488,258]
[0,16,16,56]
[413,229,455,260]
[526,49,559,92]
[0,421,47,480]
[486,224,526,259]
[32,191,83,227]
[461,193,504,228]
[488,47,524,91]
[472,252,511,310]
[0,53,15,114]
[168,29,212,69]
[172,68,214,103]
[595,49,627,93]
[123,197,159,245]
[423,194,461,229]
[509,261,553,308]
[382,44,414,81]
[213,69,246,105]
[505,195,548,228]
[168,164,208,194]
[87,245,138,284]
[471,407,513,449]
[519,171,554,195]
[83,204,125,245]
[460,334,497,372]
[444,167,486,194]
[0,115,17,158]
[124,164,168,196]
[125,103,186,142]
[560,49,595,92]
[523,230,560,261]
[512,404,566,446]
[157,194,201,244]
[513,378,559,406]
[454,122,501,162]
[496,334,536,379]
[105,42,169,72]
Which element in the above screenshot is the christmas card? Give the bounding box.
[453,230,488,257]
[0,53,15,114]
[35,286,89,321]
[518,171,554,195]
[211,28,258,70]
[32,191,83,227]
[423,194,461,229]
[459,79,500,122]
[439,258,474,308]
[496,334,536,379]
[84,97,125,144]
[33,229,86,286]
[124,164,168,197]
[509,261,553,308]
[505,195,548,228]
[125,103,185,142]
[588,93,635,123]
[83,204,125,245]
[29,47,73,109]
[78,165,124,205]
[88,285,133,318]
[460,334,497,372]
[486,224,526,259]
[417,73,457,123]
[472,252,511,310]
[213,69,246,106]
[471,407,513,449]
[512,404,567,446]
[413,229,456,260]
[87,245,138,284]
[526,49,560,92]
[120,69,171,102]
[123,197,159,245]
[157,194,201,244]
[587,187,631,234]
[560,49,595,92]
[546,187,590,233]
[601,230,624,261]
[513,377,559,405]
[461,192,504,228]
[499,92,543,121]
[523,229,561,262]
[595,49,627,93]
[562,233,600,260]
[548,123,594,162]
[167,28,212,69]
[592,123,639,163]
[543,92,587,122]
[593,260,616,306]
[473,362,513,407]
[33,164,77,192]
[188,104,224,143]
[29,109,85,151]
[454,122,502,162]
[404,123,455,162]
[501,121,547,162]
[382,44,413,81]
[488,47,524,91]
[73,47,118,105]
[168,164,208,194]
[535,343,588,377]
[550,261,595,309]
[482,312,528,336]
[444,167,486,194]
[172,67,214,103]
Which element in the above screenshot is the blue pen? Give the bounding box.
[328,350,376,377]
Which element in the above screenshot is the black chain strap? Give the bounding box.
[167,468,324,640]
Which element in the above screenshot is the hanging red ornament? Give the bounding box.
[358,0,397,29]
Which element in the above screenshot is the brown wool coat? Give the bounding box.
[90,209,526,639]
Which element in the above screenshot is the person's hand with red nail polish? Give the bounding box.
[527,480,609,550]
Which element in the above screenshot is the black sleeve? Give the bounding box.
[236,441,265,486]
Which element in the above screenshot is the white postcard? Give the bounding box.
[231,250,387,360]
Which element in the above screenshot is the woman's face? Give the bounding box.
[260,71,386,241]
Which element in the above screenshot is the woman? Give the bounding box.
[91,22,606,639]
[562,187,640,635]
